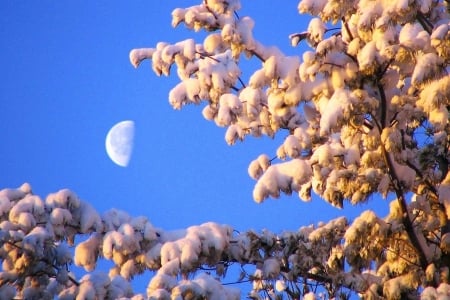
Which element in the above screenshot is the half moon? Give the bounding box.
[105,120,135,167]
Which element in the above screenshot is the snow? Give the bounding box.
[160,241,182,266]
[357,41,380,74]
[170,280,202,300]
[426,263,438,283]
[298,0,327,15]
[248,154,271,180]
[50,207,72,226]
[16,212,36,231]
[74,233,102,272]
[110,275,134,298]
[169,82,189,110]
[236,16,256,50]
[147,273,177,295]
[390,159,416,190]
[182,39,196,60]
[171,8,186,27]
[183,5,218,32]
[103,228,138,262]
[9,195,45,229]
[253,159,312,202]
[282,135,302,158]
[431,23,450,57]
[399,22,430,51]
[275,279,287,292]
[357,1,382,33]
[383,273,420,300]
[180,238,201,270]
[2,0,450,297]
[225,124,245,145]
[184,78,201,102]
[299,51,319,81]
[418,76,450,114]
[102,208,132,231]
[0,186,26,205]
[192,273,240,300]
[440,172,450,218]
[429,105,449,131]
[249,68,269,88]
[216,93,242,127]
[22,226,51,257]
[303,292,316,300]
[0,285,16,299]
[0,199,12,218]
[142,220,158,241]
[412,53,443,86]
[267,89,285,113]
[431,22,449,40]
[263,55,277,79]
[318,88,353,135]
[202,104,218,121]
[79,272,111,299]
[309,216,347,242]
[53,244,71,266]
[262,257,280,279]
[344,210,381,243]
[436,283,450,296]
[78,201,102,233]
[307,18,326,45]
[204,33,225,54]
[120,259,138,279]
[129,48,155,68]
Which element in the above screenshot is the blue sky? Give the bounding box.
[1,1,389,288]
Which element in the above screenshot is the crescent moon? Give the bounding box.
[105,120,135,167]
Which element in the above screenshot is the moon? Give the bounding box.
[105,120,135,167]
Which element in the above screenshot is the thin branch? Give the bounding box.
[196,51,244,91]
[323,62,344,68]
[325,27,341,33]
[230,85,239,92]
[341,17,354,41]
[386,237,422,267]
[197,51,220,62]
[289,32,309,46]
[417,12,433,34]
[249,49,266,63]
[405,160,438,195]
[237,76,246,89]
[380,144,429,269]
[379,58,394,79]
[370,106,429,269]
[222,279,251,285]
[68,275,80,286]
[344,51,358,63]
[377,81,387,129]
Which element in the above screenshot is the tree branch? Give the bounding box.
[417,12,433,34]
[341,17,354,41]
[380,146,429,269]
[249,49,266,63]
[372,80,429,269]
[377,82,387,129]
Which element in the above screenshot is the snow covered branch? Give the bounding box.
[127,0,450,298]
[4,0,450,298]
[128,0,450,297]
[1,183,447,299]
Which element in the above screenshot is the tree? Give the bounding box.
[1,0,449,299]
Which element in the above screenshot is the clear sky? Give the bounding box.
[1,1,389,292]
